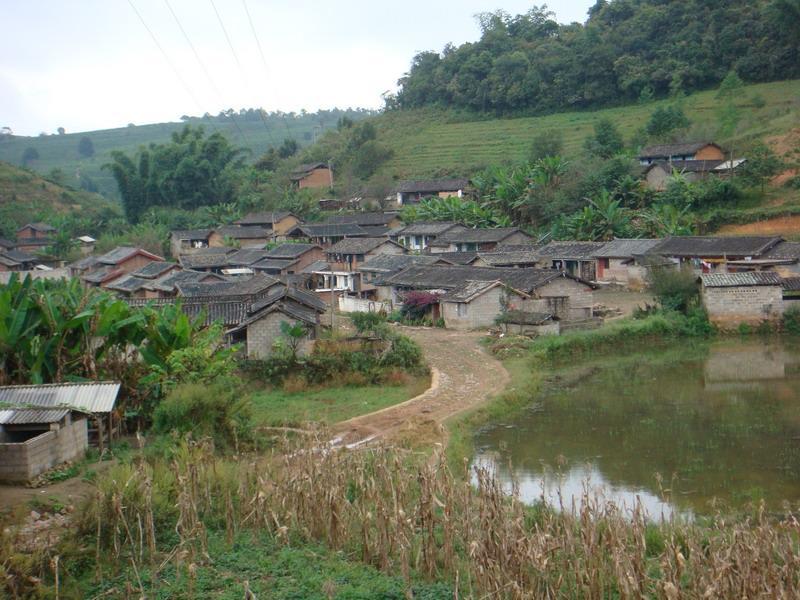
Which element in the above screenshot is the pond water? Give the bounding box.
[473,340,800,517]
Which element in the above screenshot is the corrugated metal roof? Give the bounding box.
[0,382,120,414]
[0,408,69,425]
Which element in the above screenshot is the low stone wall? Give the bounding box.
[503,321,560,336]
[0,417,88,483]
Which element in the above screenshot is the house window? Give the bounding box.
[457,303,468,317]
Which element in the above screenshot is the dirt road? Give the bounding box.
[334,327,508,446]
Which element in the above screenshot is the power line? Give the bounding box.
[241,0,295,138]
[126,0,219,135]
[163,0,249,144]
[208,0,279,148]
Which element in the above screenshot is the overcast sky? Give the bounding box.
[1,1,595,136]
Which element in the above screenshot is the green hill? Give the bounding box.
[0,109,372,200]
[374,79,800,179]
[0,161,119,238]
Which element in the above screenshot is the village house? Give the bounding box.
[290,162,333,189]
[357,254,445,301]
[0,382,120,483]
[472,247,541,268]
[649,236,783,273]
[428,227,533,253]
[0,238,14,251]
[593,238,662,287]
[15,222,56,253]
[532,240,607,281]
[170,229,215,258]
[81,247,165,288]
[725,241,800,277]
[395,178,469,205]
[700,272,785,328]
[250,243,325,277]
[325,237,406,272]
[178,247,237,273]
[393,222,466,251]
[638,142,725,166]
[0,249,39,272]
[76,235,96,255]
[105,261,181,298]
[643,159,746,191]
[235,211,301,241]
[380,264,594,325]
[213,225,270,249]
[286,223,370,247]
[322,212,402,236]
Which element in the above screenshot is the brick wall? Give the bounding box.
[702,285,784,328]
[298,168,333,190]
[246,311,315,359]
[442,287,513,330]
[531,278,594,320]
[0,415,88,483]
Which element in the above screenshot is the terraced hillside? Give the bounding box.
[376,79,800,178]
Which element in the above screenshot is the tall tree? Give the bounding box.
[78,136,95,158]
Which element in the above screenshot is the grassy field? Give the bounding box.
[249,375,430,427]
[0,111,371,200]
[375,79,800,178]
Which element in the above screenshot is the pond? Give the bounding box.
[473,339,800,517]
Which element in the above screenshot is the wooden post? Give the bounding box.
[108,412,114,445]
[96,416,104,455]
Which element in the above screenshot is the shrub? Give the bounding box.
[152,383,253,451]
[647,265,699,313]
[783,304,800,334]
[350,311,390,338]
[381,334,425,372]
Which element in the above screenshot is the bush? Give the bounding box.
[350,311,390,338]
[152,383,253,451]
[647,265,699,313]
[783,304,800,334]
[381,334,425,372]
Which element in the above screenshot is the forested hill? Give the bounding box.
[391,0,800,115]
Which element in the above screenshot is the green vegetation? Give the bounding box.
[391,2,799,114]
[0,108,373,199]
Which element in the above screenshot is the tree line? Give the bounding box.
[390,0,800,115]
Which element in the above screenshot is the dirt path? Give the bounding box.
[334,327,509,446]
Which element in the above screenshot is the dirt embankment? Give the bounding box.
[335,327,509,447]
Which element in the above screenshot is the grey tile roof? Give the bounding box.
[266,243,321,259]
[324,212,399,226]
[177,273,280,298]
[639,142,721,159]
[0,382,120,414]
[646,160,724,174]
[700,272,783,287]
[98,246,163,265]
[216,226,269,240]
[358,254,443,274]
[249,285,328,314]
[227,248,270,266]
[18,222,56,233]
[236,211,293,225]
[397,178,469,193]
[70,255,101,270]
[290,163,328,179]
[295,223,369,238]
[0,238,15,249]
[432,227,530,245]
[440,280,504,302]
[0,254,20,267]
[251,258,298,272]
[763,241,800,260]
[326,237,399,255]
[145,269,222,292]
[395,222,463,236]
[594,239,662,258]
[383,264,577,294]
[171,229,214,240]
[82,266,123,284]
[477,250,541,266]
[302,260,331,273]
[534,241,607,260]
[179,253,233,269]
[106,275,151,293]
[429,252,479,265]
[650,236,782,258]
[131,261,178,279]
[782,277,800,291]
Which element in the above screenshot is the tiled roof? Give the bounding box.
[177,273,280,298]
[782,277,800,291]
[0,382,120,414]
[82,266,123,284]
[326,237,399,255]
[428,252,479,265]
[594,239,662,258]
[763,241,800,260]
[236,211,293,225]
[646,160,724,174]
[227,248,270,265]
[290,162,327,179]
[179,253,233,269]
[324,212,398,226]
[302,260,331,273]
[106,275,151,293]
[216,226,269,240]
[395,222,463,236]
[358,254,443,273]
[131,261,178,279]
[0,238,15,249]
[171,229,214,240]
[249,285,328,314]
[639,142,720,159]
[296,223,369,238]
[440,280,509,303]
[650,236,782,258]
[266,243,320,259]
[98,246,163,265]
[18,222,56,233]
[383,264,575,294]
[431,227,530,245]
[700,272,783,287]
[397,178,469,193]
[477,250,541,266]
[145,269,222,292]
[533,240,607,260]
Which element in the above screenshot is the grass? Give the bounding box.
[375,79,800,178]
[248,375,430,427]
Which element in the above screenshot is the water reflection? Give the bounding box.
[473,340,800,516]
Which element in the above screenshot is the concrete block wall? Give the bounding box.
[442,287,517,330]
[536,278,594,320]
[0,417,88,483]
[702,285,785,328]
[247,311,315,359]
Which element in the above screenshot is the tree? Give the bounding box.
[529,129,564,162]
[645,105,690,141]
[46,230,78,259]
[741,142,785,192]
[277,137,299,159]
[57,127,65,135]
[78,136,95,158]
[584,118,624,159]
[21,147,39,166]
[716,71,744,177]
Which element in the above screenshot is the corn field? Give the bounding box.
[4,437,800,598]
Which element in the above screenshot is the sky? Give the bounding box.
[0,0,595,136]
